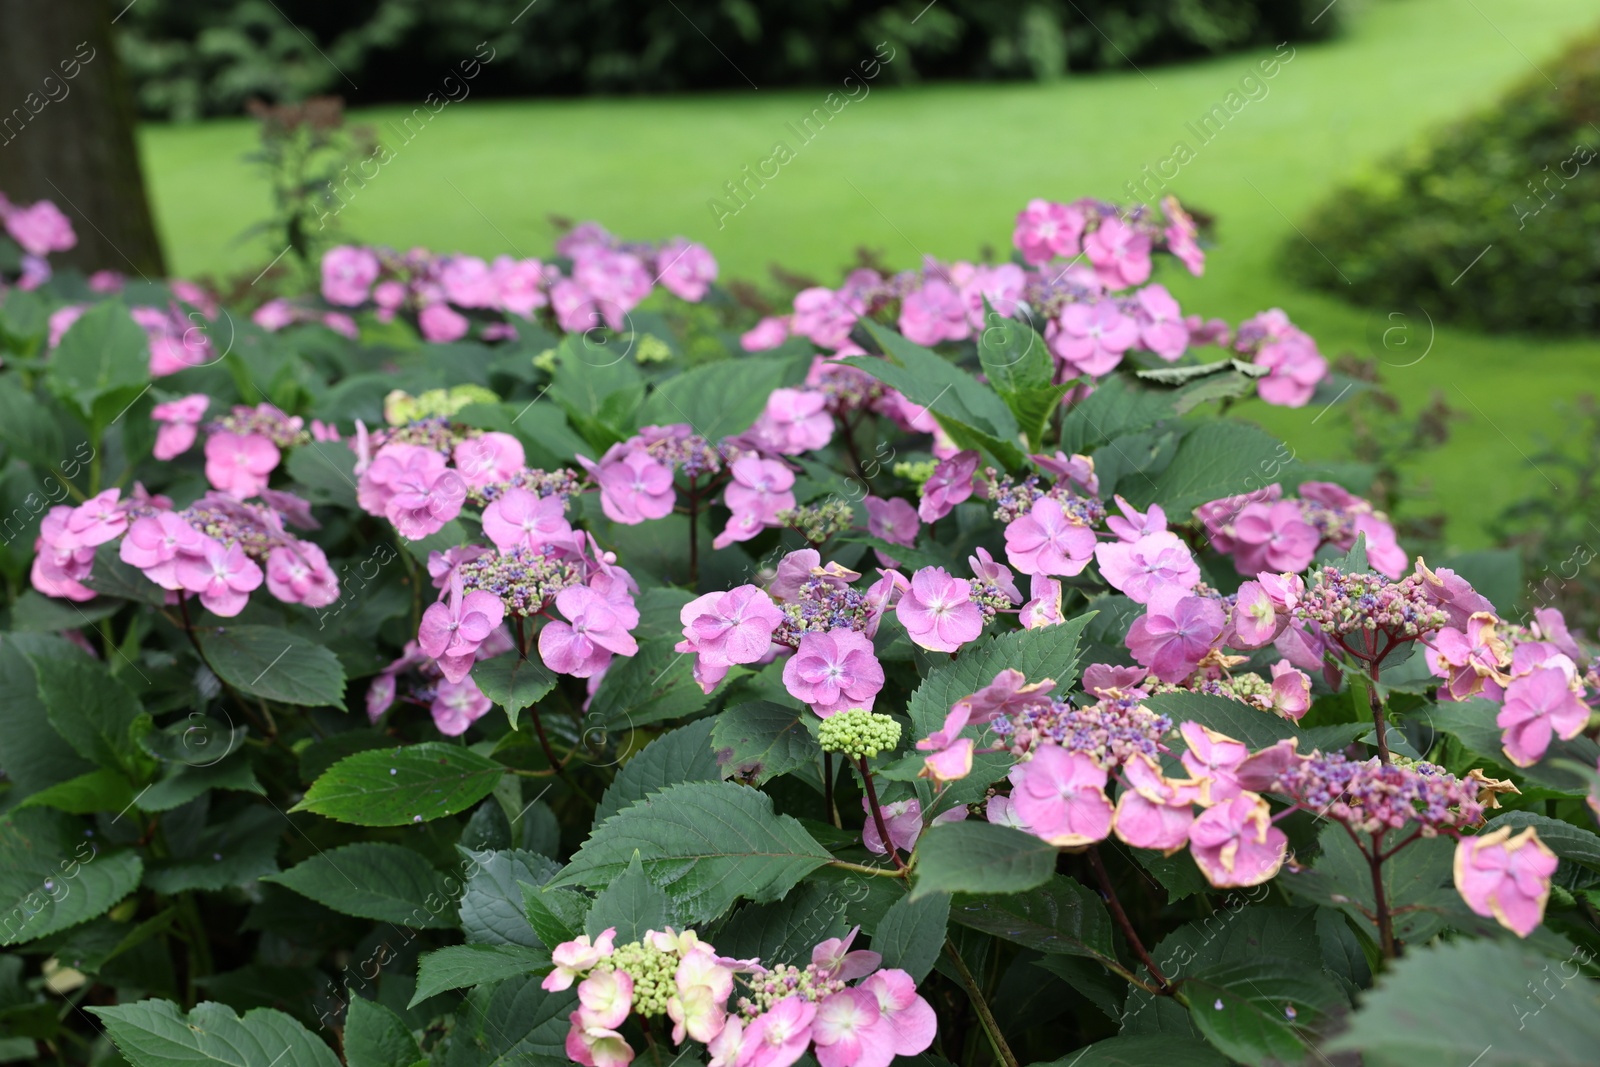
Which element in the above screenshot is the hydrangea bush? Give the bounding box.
[0,189,1597,1067]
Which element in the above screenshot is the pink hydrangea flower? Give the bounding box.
[265,544,339,608]
[431,676,492,736]
[1454,826,1558,938]
[1085,217,1152,289]
[859,969,936,1060]
[383,451,466,540]
[590,447,676,525]
[1083,663,1150,697]
[1414,560,1496,630]
[724,456,796,524]
[1020,574,1064,629]
[1497,666,1589,767]
[1049,301,1139,377]
[575,968,634,1031]
[754,388,833,454]
[1010,745,1115,848]
[31,506,96,601]
[175,538,264,617]
[1093,531,1200,605]
[540,585,639,678]
[1004,497,1096,577]
[152,394,210,460]
[896,567,984,653]
[1232,500,1319,575]
[812,989,891,1067]
[1253,333,1327,408]
[321,246,380,306]
[677,585,785,693]
[1012,199,1085,265]
[204,432,281,499]
[956,262,1026,325]
[782,629,885,716]
[418,302,470,343]
[64,489,128,547]
[1178,721,1249,805]
[491,256,551,317]
[1164,196,1206,275]
[968,547,1021,604]
[1426,612,1510,701]
[741,316,790,351]
[453,432,525,488]
[483,487,572,553]
[1189,792,1288,888]
[5,200,76,256]
[917,451,978,523]
[1106,495,1165,542]
[916,706,974,785]
[120,512,206,589]
[791,287,862,350]
[864,496,918,553]
[1134,284,1188,361]
[551,278,600,333]
[1231,580,1284,649]
[812,927,882,983]
[656,239,718,301]
[899,278,970,346]
[740,996,816,1067]
[574,248,653,328]
[543,928,617,992]
[1270,661,1312,721]
[1113,753,1198,852]
[439,255,497,308]
[419,574,506,681]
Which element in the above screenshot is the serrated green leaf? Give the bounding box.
[714,881,854,967]
[585,853,674,942]
[409,943,550,1007]
[23,651,147,774]
[950,873,1115,961]
[1325,939,1600,1066]
[1281,825,1455,946]
[586,636,718,729]
[1183,956,1344,1067]
[594,718,720,826]
[91,998,341,1067]
[143,805,281,894]
[16,768,136,815]
[711,701,819,786]
[1122,421,1294,514]
[523,883,589,952]
[343,995,422,1067]
[459,848,561,948]
[871,892,948,982]
[911,822,1056,900]
[0,635,96,800]
[286,440,359,509]
[0,809,142,946]
[550,782,832,924]
[265,843,455,928]
[639,353,808,441]
[295,743,505,826]
[198,624,347,708]
[1038,1034,1229,1066]
[1058,375,1179,455]
[47,303,150,432]
[472,652,557,730]
[445,974,572,1065]
[1142,691,1298,751]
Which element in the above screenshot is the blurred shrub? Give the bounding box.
[1284,32,1600,332]
[117,0,1339,120]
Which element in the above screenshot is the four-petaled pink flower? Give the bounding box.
[917,705,974,785]
[431,676,492,736]
[1135,283,1188,361]
[540,585,640,679]
[1094,530,1200,605]
[1426,611,1510,701]
[321,245,381,306]
[896,566,984,653]
[812,927,882,983]
[1114,752,1199,853]
[754,388,834,454]
[1497,665,1589,767]
[899,278,970,346]
[782,629,885,717]
[1270,661,1312,721]
[1013,198,1086,265]
[483,487,573,553]
[1232,500,1319,575]
[918,451,978,523]
[152,394,210,460]
[453,432,525,488]
[1020,574,1063,629]
[1454,826,1558,938]
[1005,497,1096,577]
[656,238,718,301]
[677,585,785,693]
[175,538,264,617]
[1009,746,1115,848]
[812,989,891,1067]
[594,448,676,525]
[1230,579,1283,650]
[382,449,467,540]
[120,512,206,589]
[65,489,128,547]
[205,431,281,499]
[543,928,617,991]
[1049,301,1139,377]
[1085,216,1152,289]
[1106,495,1166,542]
[860,797,922,857]
[740,996,816,1067]
[724,456,797,525]
[419,574,506,683]
[1189,792,1288,888]
[864,496,919,550]
[1126,586,1226,684]
[1178,721,1250,805]
[859,969,936,1060]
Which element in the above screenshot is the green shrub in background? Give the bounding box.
[1284,32,1600,333]
[117,0,1340,120]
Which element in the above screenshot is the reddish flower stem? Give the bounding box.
[1088,847,1171,993]
[856,756,907,872]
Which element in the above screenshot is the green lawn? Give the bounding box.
[138,0,1600,549]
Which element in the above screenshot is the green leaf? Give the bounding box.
[199,624,348,708]
[16,768,136,815]
[459,848,561,948]
[91,999,341,1067]
[47,303,150,432]
[410,943,550,1006]
[584,853,674,942]
[0,810,141,946]
[586,635,719,729]
[711,701,819,786]
[294,743,506,826]
[950,873,1115,961]
[1141,691,1298,751]
[550,782,832,924]
[837,535,950,573]
[142,805,282,894]
[871,892,949,982]
[639,353,808,441]
[23,651,147,774]
[1282,825,1456,946]
[594,718,720,825]
[265,843,456,928]
[1123,421,1294,515]
[715,881,854,967]
[1058,375,1179,455]
[1183,957,1344,1067]
[342,995,423,1067]
[286,441,359,509]
[977,300,1054,396]
[907,614,1094,736]
[0,636,96,800]
[443,974,572,1065]
[472,653,557,731]
[83,543,167,605]
[522,883,589,952]
[911,822,1056,901]
[1325,938,1600,1066]
[1038,1034,1230,1067]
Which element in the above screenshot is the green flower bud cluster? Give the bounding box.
[632,333,674,364]
[818,709,902,760]
[532,348,558,373]
[775,500,854,544]
[893,459,939,487]
[597,940,678,1017]
[384,385,498,426]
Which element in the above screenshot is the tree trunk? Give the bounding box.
[0,0,166,277]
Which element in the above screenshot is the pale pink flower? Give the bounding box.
[1426,612,1510,701]
[1231,580,1284,649]
[782,629,885,716]
[1232,500,1319,575]
[64,489,128,547]
[120,512,206,589]
[418,302,470,343]
[899,277,970,346]
[812,989,892,1067]
[754,388,833,454]
[419,574,506,680]
[657,239,718,301]
[1093,531,1200,605]
[1004,497,1096,577]
[864,496,918,551]
[1178,721,1250,805]
[1020,574,1064,629]
[812,927,882,983]
[204,432,281,499]
[741,316,790,351]
[724,457,796,524]
[1085,216,1152,289]
[431,676,492,736]
[1049,301,1139,377]
[1009,746,1115,847]
[483,487,572,553]
[1497,666,1590,767]
[491,256,551,317]
[31,506,96,601]
[1454,826,1557,937]
[896,567,984,652]
[592,448,676,524]
[917,451,978,523]
[321,246,380,306]
[739,996,816,1067]
[540,585,639,678]
[576,968,635,1031]
[1134,283,1187,361]
[5,200,76,256]
[1105,495,1166,542]
[265,544,339,608]
[1113,753,1199,852]
[152,394,210,460]
[1012,199,1085,264]
[676,584,785,691]
[175,538,263,617]
[543,928,617,992]
[1352,512,1407,579]
[1270,661,1312,721]
[1189,792,1288,888]
[453,432,525,488]
[916,706,974,785]
[859,969,936,1059]
[439,255,497,308]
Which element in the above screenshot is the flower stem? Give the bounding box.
[1367,833,1399,959]
[823,751,840,828]
[856,755,907,872]
[1088,847,1171,993]
[686,477,700,589]
[826,858,905,878]
[1366,667,1392,765]
[943,940,1019,1067]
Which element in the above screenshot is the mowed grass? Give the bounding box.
[138,0,1600,548]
